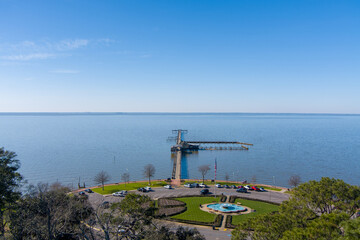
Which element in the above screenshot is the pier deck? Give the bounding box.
[170,129,252,184]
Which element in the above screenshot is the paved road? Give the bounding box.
[135,186,289,204]
[85,186,289,240]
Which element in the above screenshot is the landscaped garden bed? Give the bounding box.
[157,206,186,217]
[158,198,186,208]
[156,198,186,217]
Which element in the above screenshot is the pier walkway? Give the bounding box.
[170,130,252,186]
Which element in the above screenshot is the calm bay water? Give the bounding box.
[0,113,359,188]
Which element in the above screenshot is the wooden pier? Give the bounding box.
[170,130,253,182]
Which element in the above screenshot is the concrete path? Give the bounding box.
[219,196,228,231]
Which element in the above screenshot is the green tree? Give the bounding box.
[232,177,360,240]
[0,147,23,237]
[288,177,360,216]
[339,216,360,239]
[281,213,349,240]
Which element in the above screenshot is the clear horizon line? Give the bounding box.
[0,111,359,115]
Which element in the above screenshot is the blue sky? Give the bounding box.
[0,0,359,113]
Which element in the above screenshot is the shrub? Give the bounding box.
[226,215,236,228]
[214,214,224,227]
[229,195,237,203]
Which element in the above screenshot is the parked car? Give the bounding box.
[231,185,237,189]
[84,189,93,193]
[237,185,244,189]
[137,187,147,192]
[193,183,200,188]
[79,191,85,195]
[112,191,125,197]
[245,185,251,190]
[144,186,152,191]
[120,190,128,195]
[252,186,260,191]
[184,183,193,188]
[236,188,247,193]
[164,185,172,189]
[259,187,265,192]
[224,185,230,189]
[199,183,208,188]
[215,184,222,188]
[200,189,209,195]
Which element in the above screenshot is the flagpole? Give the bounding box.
[214,158,217,199]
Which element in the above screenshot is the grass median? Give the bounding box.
[92,181,168,194]
[231,198,279,225]
[171,197,221,223]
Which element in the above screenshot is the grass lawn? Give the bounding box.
[182,180,241,186]
[171,197,220,223]
[92,181,168,194]
[258,185,282,191]
[232,199,279,225]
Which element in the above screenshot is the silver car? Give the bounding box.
[112,191,125,197]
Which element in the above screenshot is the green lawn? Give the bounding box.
[231,198,279,225]
[92,181,168,194]
[258,185,282,191]
[182,180,243,186]
[171,197,220,223]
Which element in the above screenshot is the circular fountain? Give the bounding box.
[206,203,246,213]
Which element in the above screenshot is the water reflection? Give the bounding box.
[171,151,200,179]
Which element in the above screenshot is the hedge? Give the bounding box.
[225,215,236,228]
[166,214,224,227]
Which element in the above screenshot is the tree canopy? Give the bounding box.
[232,177,360,240]
[0,147,23,236]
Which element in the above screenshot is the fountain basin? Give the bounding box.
[207,203,246,213]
